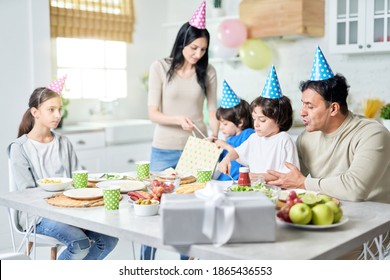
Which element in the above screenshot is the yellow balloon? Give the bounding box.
[239,39,272,70]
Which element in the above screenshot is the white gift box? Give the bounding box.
[160,190,276,246]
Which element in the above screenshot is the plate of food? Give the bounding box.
[96,180,146,193]
[88,173,123,183]
[226,182,281,204]
[277,216,349,229]
[63,188,103,200]
[37,177,73,192]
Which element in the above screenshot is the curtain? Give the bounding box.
[50,0,135,43]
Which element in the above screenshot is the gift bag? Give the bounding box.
[176,135,222,177]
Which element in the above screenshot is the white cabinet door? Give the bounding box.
[61,130,107,173]
[365,0,390,52]
[106,142,152,173]
[330,0,390,53]
[76,148,107,172]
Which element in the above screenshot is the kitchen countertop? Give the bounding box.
[56,119,155,145]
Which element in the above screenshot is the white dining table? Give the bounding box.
[1,186,390,260]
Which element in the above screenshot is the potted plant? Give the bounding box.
[58,95,69,128]
[379,103,390,131]
[211,0,225,17]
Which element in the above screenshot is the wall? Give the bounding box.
[0,0,52,250]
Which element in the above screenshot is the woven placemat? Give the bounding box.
[46,193,123,208]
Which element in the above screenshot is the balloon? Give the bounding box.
[210,39,238,59]
[217,19,247,48]
[239,39,272,70]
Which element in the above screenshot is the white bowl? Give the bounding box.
[133,200,159,216]
[37,177,73,192]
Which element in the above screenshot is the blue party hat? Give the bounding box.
[220,80,240,108]
[310,45,334,81]
[261,65,283,99]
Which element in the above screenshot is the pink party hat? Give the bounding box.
[261,65,283,99]
[220,80,240,108]
[47,75,67,95]
[310,45,334,81]
[189,0,206,29]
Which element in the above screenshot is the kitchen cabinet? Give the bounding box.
[329,0,390,53]
[61,130,107,172]
[106,142,152,173]
[239,0,324,38]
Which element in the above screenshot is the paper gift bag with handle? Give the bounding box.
[176,136,222,177]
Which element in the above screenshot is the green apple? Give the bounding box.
[311,204,334,225]
[289,203,313,225]
[317,194,332,203]
[325,201,343,223]
[301,193,322,206]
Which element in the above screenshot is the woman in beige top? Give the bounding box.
[147,22,219,173]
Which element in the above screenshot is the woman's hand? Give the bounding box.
[177,116,194,131]
[267,162,306,189]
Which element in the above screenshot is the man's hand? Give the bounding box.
[267,162,306,189]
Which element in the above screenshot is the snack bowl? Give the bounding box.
[133,199,159,216]
[149,173,181,194]
[37,177,73,192]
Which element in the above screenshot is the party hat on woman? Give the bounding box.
[220,80,240,108]
[189,0,206,29]
[261,65,283,99]
[310,45,334,81]
[47,75,67,95]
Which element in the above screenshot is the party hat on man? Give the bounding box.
[47,75,67,95]
[189,0,206,29]
[220,80,240,108]
[261,65,283,99]
[310,45,334,81]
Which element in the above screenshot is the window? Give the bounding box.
[49,0,134,100]
[54,38,127,100]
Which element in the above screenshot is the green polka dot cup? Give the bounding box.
[136,161,150,180]
[197,169,212,183]
[103,186,121,210]
[72,170,88,189]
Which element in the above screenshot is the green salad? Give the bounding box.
[229,182,278,202]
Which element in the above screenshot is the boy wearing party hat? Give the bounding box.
[215,80,254,181]
[218,66,299,183]
[267,47,390,257]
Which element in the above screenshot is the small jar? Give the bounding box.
[237,167,251,186]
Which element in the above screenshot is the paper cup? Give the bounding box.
[72,170,88,189]
[103,186,121,210]
[136,161,150,180]
[197,169,212,183]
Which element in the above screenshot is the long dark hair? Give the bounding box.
[166,22,210,95]
[18,87,59,137]
[216,100,253,130]
[250,96,293,132]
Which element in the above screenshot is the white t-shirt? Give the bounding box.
[235,131,300,173]
[25,139,67,178]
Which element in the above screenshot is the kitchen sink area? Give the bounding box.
[56,119,155,172]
